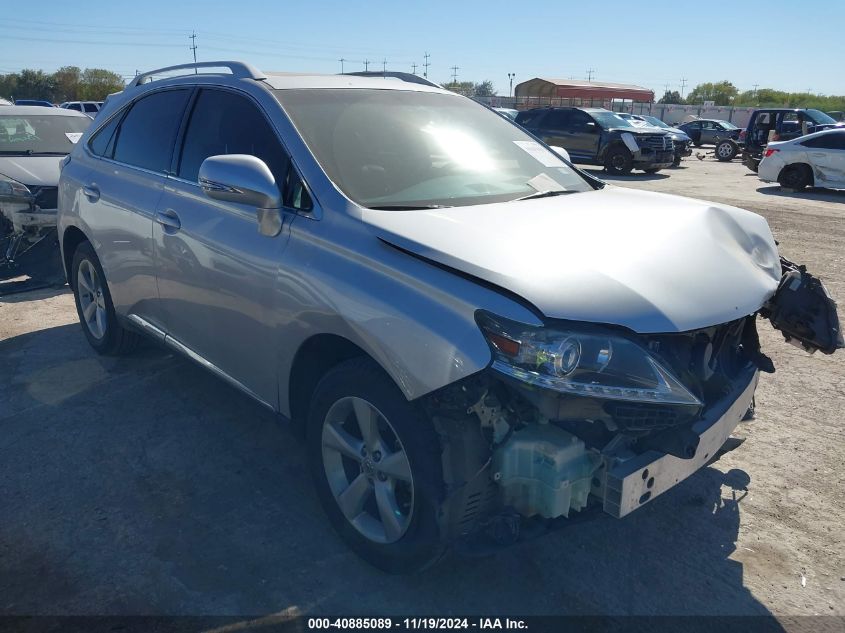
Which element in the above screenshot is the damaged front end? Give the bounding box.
[424,259,841,549]
[0,178,64,293]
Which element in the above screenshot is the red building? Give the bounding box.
[514,78,654,104]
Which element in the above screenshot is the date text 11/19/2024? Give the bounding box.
[307,618,528,630]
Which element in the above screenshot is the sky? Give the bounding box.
[2,0,843,97]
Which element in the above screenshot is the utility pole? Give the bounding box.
[411,63,417,74]
[450,66,459,83]
[508,72,516,98]
[423,52,431,78]
[664,83,670,95]
[382,58,387,76]
[363,59,370,71]
[752,83,759,96]
[189,31,198,72]
[586,69,595,81]
[339,58,346,74]
[680,78,688,99]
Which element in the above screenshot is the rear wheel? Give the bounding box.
[307,357,446,573]
[715,139,739,161]
[643,167,661,174]
[71,241,140,355]
[604,147,633,175]
[778,164,811,191]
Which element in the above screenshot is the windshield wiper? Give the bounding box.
[368,204,451,210]
[511,189,577,202]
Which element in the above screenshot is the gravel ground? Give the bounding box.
[1,156,843,625]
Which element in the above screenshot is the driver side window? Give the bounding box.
[177,88,311,211]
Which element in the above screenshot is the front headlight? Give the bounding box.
[477,312,701,406]
[0,174,33,203]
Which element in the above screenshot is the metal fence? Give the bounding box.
[474,96,759,128]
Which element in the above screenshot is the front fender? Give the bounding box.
[275,215,542,415]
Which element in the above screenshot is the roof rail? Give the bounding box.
[129,61,266,87]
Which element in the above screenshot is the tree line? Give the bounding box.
[0,67,125,103]
[658,80,845,111]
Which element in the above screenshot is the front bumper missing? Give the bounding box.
[602,369,758,518]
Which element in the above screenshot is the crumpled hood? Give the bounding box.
[363,187,782,333]
[0,156,62,187]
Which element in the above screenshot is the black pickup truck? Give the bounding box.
[515,107,675,175]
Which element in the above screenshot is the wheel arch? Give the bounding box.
[287,333,377,432]
[778,161,814,186]
[61,225,90,286]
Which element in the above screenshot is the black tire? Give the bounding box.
[672,154,682,167]
[643,167,661,174]
[604,146,633,175]
[778,164,811,191]
[307,357,446,573]
[70,241,140,355]
[715,139,739,161]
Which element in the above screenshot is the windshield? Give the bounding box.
[591,110,634,129]
[715,120,738,129]
[642,116,671,129]
[274,89,594,208]
[0,114,90,155]
[806,109,837,125]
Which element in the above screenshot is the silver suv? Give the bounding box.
[57,61,842,573]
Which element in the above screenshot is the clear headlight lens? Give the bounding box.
[0,175,33,202]
[477,311,701,406]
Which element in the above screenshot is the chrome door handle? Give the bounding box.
[82,184,100,202]
[155,209,181,231]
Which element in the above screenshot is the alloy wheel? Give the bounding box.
[77,259,107,340]
[321,396,415,544]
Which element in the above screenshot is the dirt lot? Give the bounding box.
[1,157,843,623]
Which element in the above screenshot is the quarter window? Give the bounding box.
[112,89,191,173]
[88,112,122,158]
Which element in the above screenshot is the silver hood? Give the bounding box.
[363,187,782,334]
[0,156,62,187]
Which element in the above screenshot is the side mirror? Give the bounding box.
[199,154,284,237]
[549,145,571,162]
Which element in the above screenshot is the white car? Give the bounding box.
[758,129,845,191]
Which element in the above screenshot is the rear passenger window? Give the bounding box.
[112,89,191,173]
[177,89,290,185]
[83,103,98,113]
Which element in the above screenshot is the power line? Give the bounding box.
[680,78,688,98]
[586,69,595,81]
[423,52,431,78]
[363,59,370,71]
[451,65,459,83]
[189,31,198,70]
[411,62,417,74]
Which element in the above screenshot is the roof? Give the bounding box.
[0,105,90,117]
[530,78,650,91]
[263,72,447,93]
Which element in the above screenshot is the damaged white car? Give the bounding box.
[57,62,843,573]
[1,106,90,290]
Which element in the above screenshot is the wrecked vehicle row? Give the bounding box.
[1,106,90,291]
[56,62,842,573]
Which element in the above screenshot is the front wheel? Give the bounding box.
[307,358,446,573]
[715,139,739,161]
[71,241,140,355]
[604,147,633,175]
